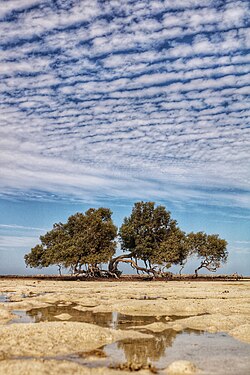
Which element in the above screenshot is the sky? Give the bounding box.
[0,0,249,275]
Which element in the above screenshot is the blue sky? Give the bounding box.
[0,0,249,275]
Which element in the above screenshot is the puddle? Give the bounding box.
[9,302,193,327]
[7,330,250,374]
[7,303,250,374]
[0,294,10,303]
[103,330,250,375]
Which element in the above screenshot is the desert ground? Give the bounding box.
[0,278,249,375]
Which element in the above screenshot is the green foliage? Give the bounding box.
[155,227,189,267]
[24,244,47,268]
[24,202,228,277]
[187,232,228,275]
[119,201,187,268]
[24,208,117,273]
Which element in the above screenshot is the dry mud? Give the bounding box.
[0,279,249,374]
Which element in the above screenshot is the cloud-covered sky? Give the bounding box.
[0,0,249,274]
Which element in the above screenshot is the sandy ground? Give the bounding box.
[0,279,249,374]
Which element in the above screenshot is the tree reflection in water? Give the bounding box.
[117,329,177,365]
[25,304,168,330]
[26,303,113,327]
[16,306,204,366]
[24,304,179,364]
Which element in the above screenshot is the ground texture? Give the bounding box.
[0,279,249,374]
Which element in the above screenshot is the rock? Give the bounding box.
[229,324,250,343]
[130,321,169,332]
[54,313,72,320]
[164,360,197,374]
[73,305,89,312]
[57,302,72,306]
[164,313,250,337]
[0,308,14,325]
[0,359,136,375]
[0,322,152,357]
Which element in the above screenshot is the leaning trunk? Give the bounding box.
[108,253,133,275]
[194,264,203,278]
[109,253,159,277]
[57,265,62,276]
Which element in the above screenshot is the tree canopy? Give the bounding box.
[24,202,228,278]
[108,202,189,276]
[187,232,228,277]
[24,208,117,276]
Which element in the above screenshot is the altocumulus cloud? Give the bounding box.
[0,0,249,209]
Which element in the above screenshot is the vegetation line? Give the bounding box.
[24,201,228,279]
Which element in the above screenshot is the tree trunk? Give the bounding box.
[109,253,158,277]
[58,265,62,276]
[108,253,133,274]
[179,260,187,276]
[194,264,203,278]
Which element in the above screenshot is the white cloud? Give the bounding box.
[0,224,46,231]
[0,0,249,212]
[0,235,38,249]
[0,0,42,19]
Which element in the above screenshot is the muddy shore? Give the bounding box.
[0,279,249,374]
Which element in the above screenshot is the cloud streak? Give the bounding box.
[0,0,249,211]
[0,224,46,231]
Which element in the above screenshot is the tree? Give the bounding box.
[152,226,189,274]
[24,208,117,276]
[109,201,188,276]
[24,203,228,279]
[187,232,228,277]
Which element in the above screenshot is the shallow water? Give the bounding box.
[0,294,9,302]
[9,330,250,375]
[8,302,250,374]
[104,330,250,374]
[9,302,194,326]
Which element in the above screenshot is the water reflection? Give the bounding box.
[8,303,250,374]
[9,303,195,366]
[0,294,9,302]
[11,303,171,329]
[104,330,250,374]
[116,330,178,365]
[26,303,113,326]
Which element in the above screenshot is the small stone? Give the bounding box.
[207,325,217,333]
[165,360,197,374]
[54,313,72,320]
[72,305,88,312]
[172,323,183,331]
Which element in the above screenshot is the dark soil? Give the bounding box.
[0,274,248,282]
